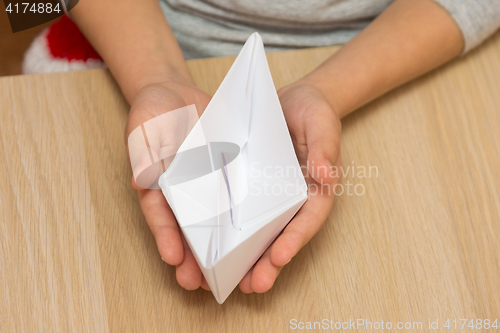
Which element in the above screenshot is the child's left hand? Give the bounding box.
[239,81,343,293]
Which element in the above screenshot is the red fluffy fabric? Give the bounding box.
[22,15,105,74]
[46,15,102,61]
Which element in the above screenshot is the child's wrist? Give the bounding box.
[122,64,195,103]
[288,75,346,118]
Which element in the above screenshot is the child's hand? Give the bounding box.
[239,82,342,293]
[125,80,213,290]
[125,79,342,294]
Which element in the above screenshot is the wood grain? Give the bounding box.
[1,32,499,332]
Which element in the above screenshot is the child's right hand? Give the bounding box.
[124,80,213,290]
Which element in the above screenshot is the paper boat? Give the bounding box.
[158,32,308,303]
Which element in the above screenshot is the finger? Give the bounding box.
[239,267,254,294]
[250,245,284,293]
[305,106,342,185]
[131,175,146,190]
[138,189,184,266]
[270,173,338,267]
[176,235,203,290]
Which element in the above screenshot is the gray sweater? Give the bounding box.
[158,0,500,59]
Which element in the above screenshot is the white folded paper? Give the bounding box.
[158,32,308,303]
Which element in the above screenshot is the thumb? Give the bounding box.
[126,103,201,189]
[127,124,162,189]
[305,108,341,185]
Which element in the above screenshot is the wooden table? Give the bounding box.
[1,32,499,333]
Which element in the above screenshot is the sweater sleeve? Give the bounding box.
[433,0,500,54]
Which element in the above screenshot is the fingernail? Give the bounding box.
[161,257,165,262]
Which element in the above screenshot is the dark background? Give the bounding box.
[0,2,61,76]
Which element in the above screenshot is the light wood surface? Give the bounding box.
[1,32,499,332]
